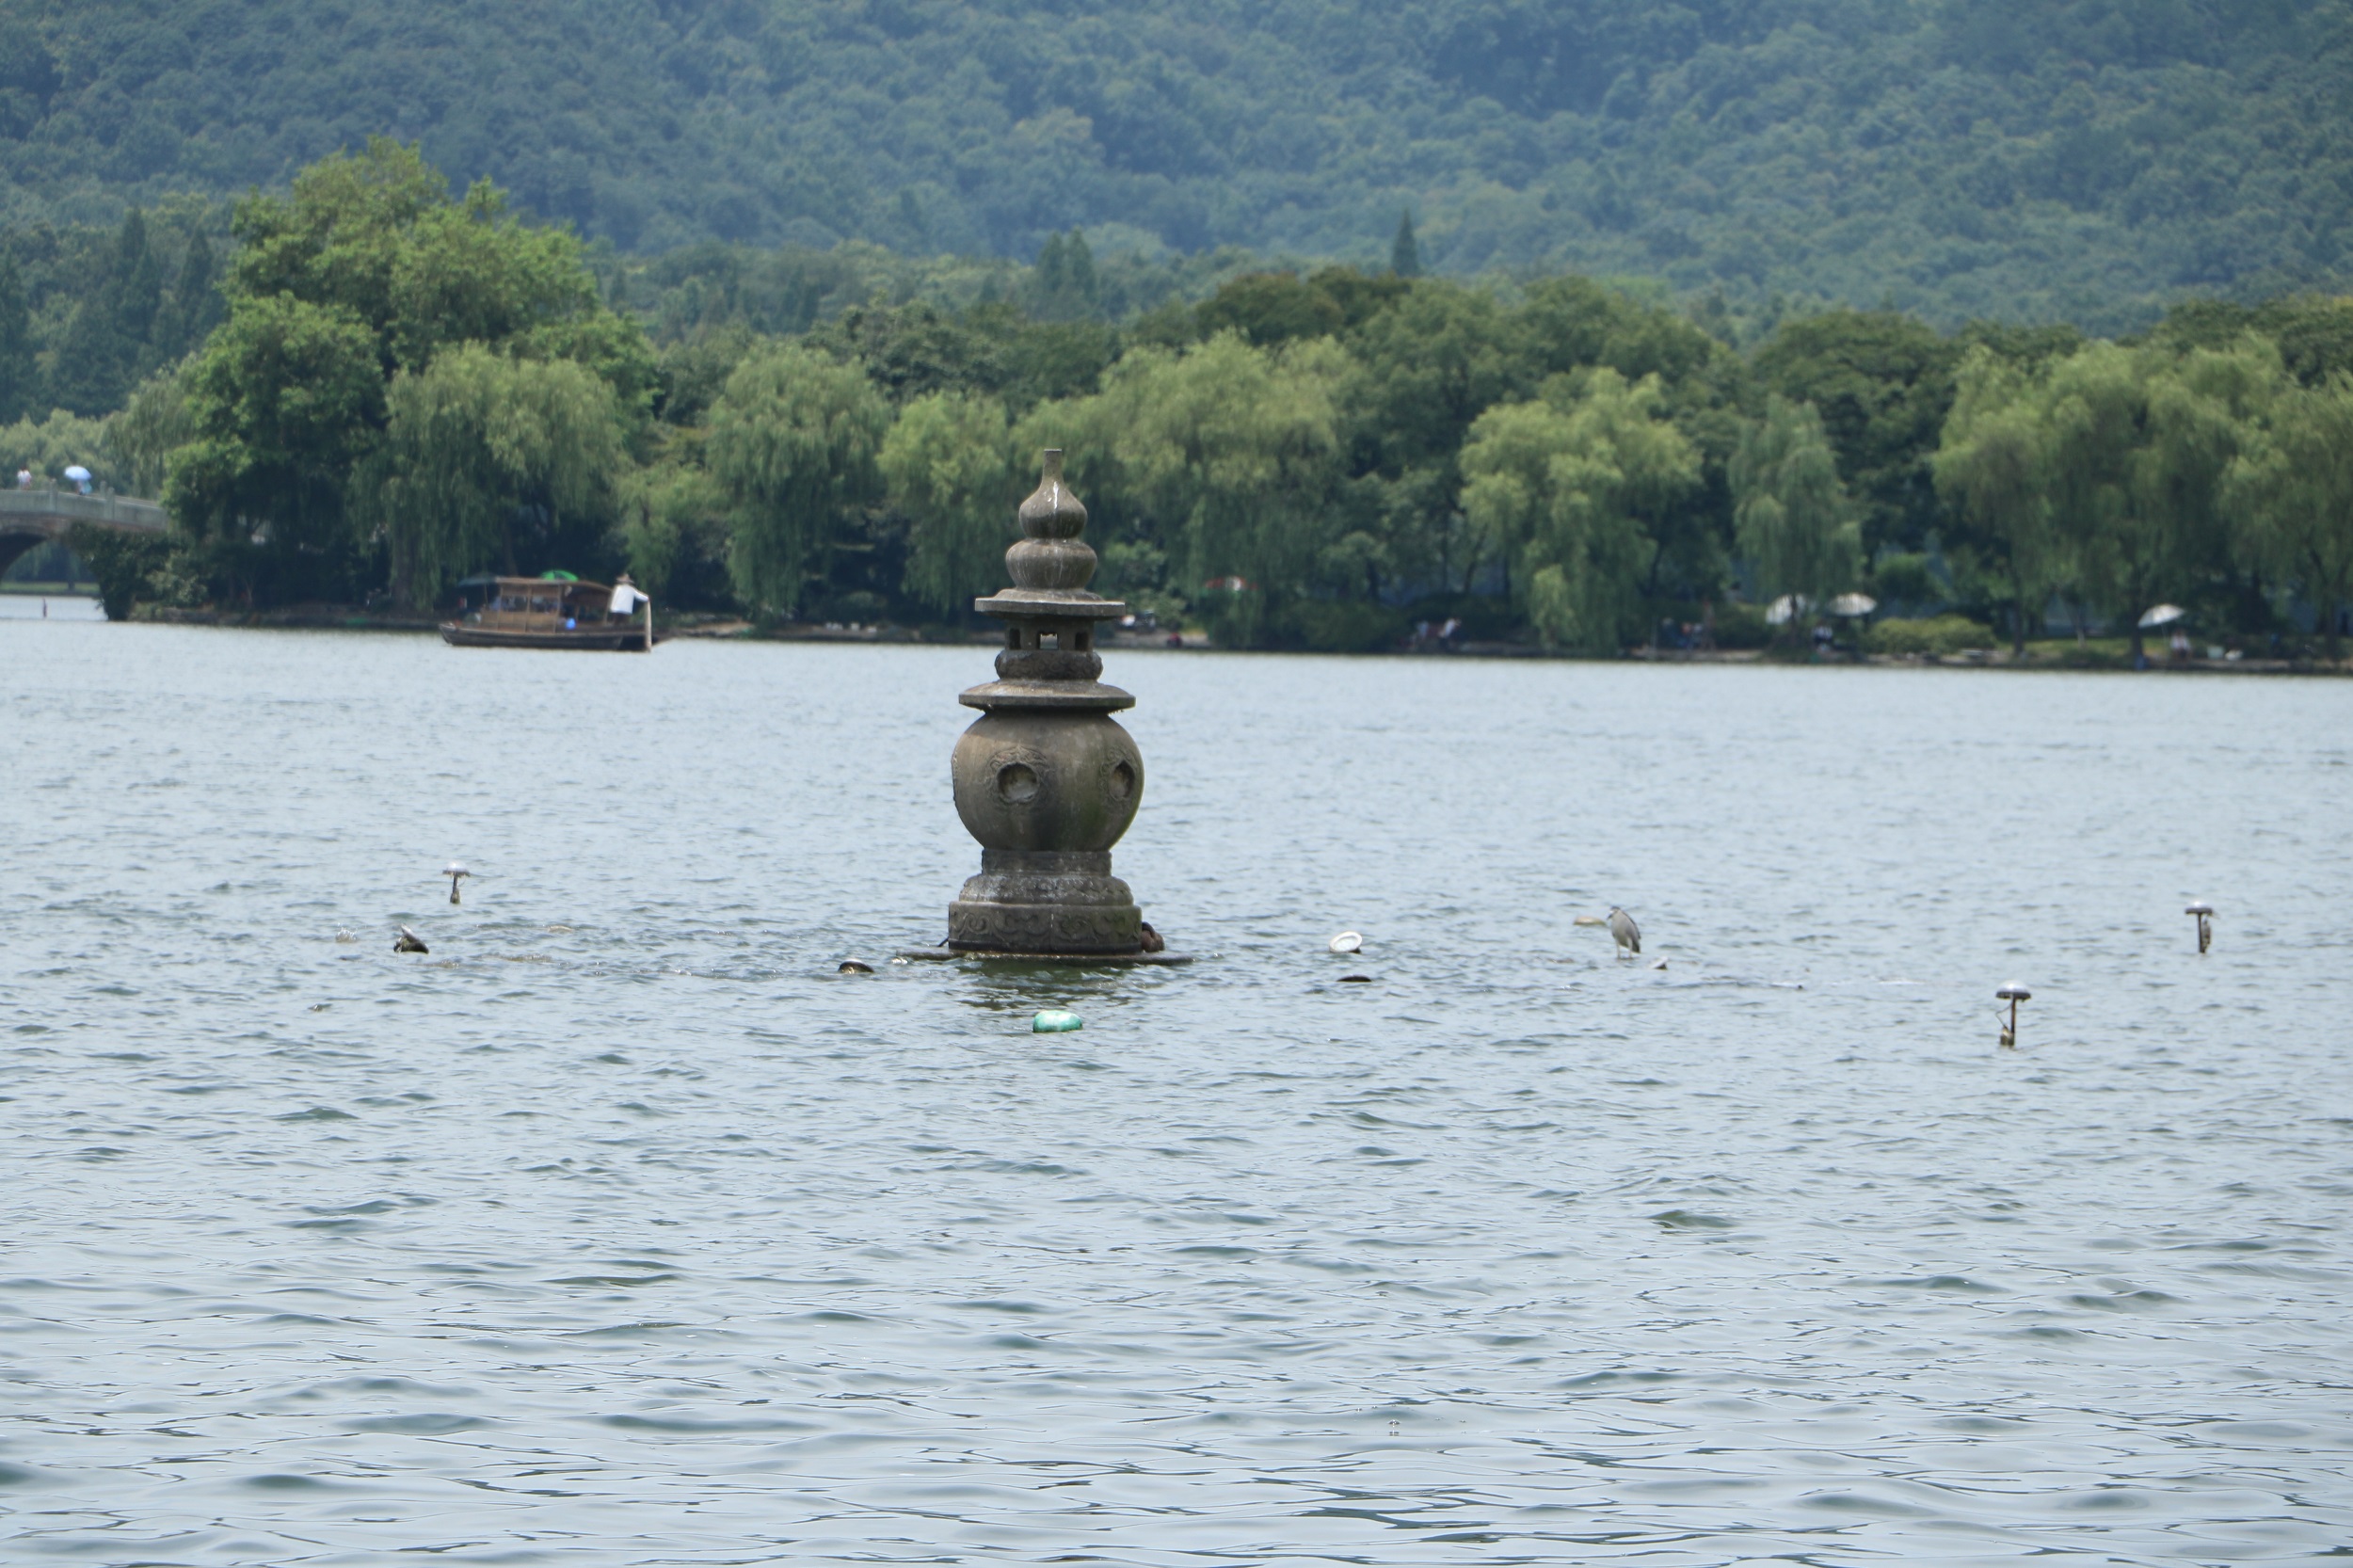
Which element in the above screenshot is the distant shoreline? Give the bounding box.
[37,602,2338,675]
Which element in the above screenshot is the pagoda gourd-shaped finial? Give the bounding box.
[917,450,1179,961]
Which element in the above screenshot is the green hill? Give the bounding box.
[1,0,2347,331]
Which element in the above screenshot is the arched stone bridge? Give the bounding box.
[0,488,168,576]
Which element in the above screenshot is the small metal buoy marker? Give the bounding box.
[1995,983,2031,1049]
[2185,901,2214,954]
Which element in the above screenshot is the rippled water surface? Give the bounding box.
[5,620,2351,1566]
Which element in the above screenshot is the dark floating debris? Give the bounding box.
[393,926,429,954]
[1995,983,2031,1048]
[2185,900,2215,953]
[1338,973,1372,984]
[838,959,875,974]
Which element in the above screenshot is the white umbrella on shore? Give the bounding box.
[2137,603,2187,629]
[1828,593,1878,617]
[61,465,89,483]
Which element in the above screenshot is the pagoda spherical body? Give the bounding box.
[951,711,1143,854]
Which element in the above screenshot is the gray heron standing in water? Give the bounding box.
[1607,906,1641,960]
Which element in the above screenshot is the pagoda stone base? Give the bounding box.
[947,848,1140,953]
[899,947,1192,967]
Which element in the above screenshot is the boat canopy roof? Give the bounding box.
[486,574,608,594]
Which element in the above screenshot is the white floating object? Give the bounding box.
[1328,931,1363,953]
[1573,914,1605,927]
[1032,1010,1083,1032]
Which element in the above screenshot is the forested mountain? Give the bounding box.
[1,0,2347,331]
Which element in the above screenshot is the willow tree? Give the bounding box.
[1730,393,1859,628]
[1461,368,1699,653]
[2228,375,2353,659]
[879,390,1018,615]
[616,452,727,604]
[2042,340,2275,660]
[1029,330,1347,644]
[104,363,195,499]
[705,344,890,619]
[1933,349,2061,652]
[0,408,112,488]
[363,344,628,611]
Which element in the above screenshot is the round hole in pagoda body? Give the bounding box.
[952,712,1144,853]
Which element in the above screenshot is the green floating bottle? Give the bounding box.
[1032,1010,1084,1032]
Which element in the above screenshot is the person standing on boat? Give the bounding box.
[608,574,644,621]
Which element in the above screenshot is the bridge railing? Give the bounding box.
[0,488,169,534]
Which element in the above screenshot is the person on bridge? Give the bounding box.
[14,468,28,489]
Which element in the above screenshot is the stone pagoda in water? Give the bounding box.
[917,449,1181,963]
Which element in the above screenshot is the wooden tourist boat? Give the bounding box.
[440,572,658,651]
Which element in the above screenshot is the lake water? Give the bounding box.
[0,593,104,621]
[5,621,2350,1566]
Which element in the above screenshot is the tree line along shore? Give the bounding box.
[9,143,2351,664]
